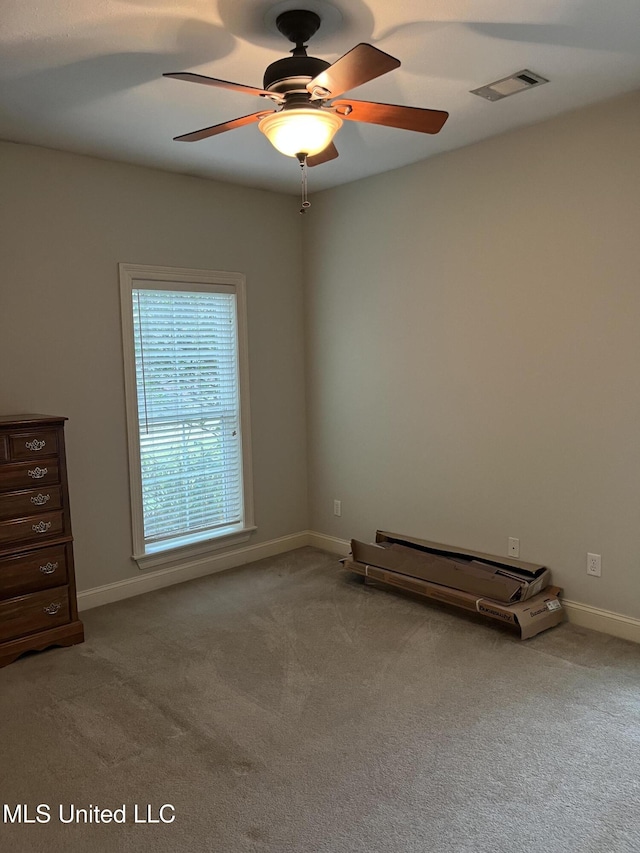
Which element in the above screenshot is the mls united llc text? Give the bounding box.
[3,804,176,824]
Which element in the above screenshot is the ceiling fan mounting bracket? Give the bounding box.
[275,10,322,49]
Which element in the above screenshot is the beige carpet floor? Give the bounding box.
[1,546,639,853]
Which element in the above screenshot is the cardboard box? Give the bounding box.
[343,559,563,640]
[350,531,550,603]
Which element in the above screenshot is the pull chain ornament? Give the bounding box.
[297,153,311,214]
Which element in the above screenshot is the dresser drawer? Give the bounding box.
[0,436,7,463]
[0,586,71,642]
[0,486,63,521]
[0,461,60,493]
[0,511,64,547]
[0,545,68,599]
[9,430,59,461]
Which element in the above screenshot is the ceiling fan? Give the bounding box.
[164,8,449,171]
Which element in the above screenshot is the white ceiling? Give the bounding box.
[2,0,640,195]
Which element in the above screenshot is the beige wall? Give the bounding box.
[0,142,308,591]
[304,90,640,619]
[3,90,639,618]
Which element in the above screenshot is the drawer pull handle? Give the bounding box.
[25,439,46,451]
[40,561,59,575]
[31,493,51,506]
[28,467,48,479]
[32,521,52,534]
[43,603,61,615]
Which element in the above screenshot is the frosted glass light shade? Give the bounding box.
[258,109,342,157]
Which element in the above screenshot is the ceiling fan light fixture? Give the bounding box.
[258,108,342,158]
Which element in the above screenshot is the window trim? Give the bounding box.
[119,263,255,570]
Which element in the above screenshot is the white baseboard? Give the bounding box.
[307,530,351,556]
[77,531,311,611]
[77,530,640,645]
[78,529,350,612]
[563,599,640,644]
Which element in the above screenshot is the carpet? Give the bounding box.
[1,547,639,852]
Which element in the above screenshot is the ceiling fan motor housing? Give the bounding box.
[263,55,330,93]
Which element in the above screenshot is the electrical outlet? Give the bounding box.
[508,537,520,558]
[333,499,342,517]
[587,553,601,577]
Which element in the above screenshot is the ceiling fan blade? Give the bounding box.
[332,99,449,134]
[307,44,400,100]
[164,72,274,99]
[173,111,274,142]
[307,143,339,167]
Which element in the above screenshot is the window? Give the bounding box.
[119,264,254,569]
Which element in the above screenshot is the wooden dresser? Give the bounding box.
[0,415,84,667]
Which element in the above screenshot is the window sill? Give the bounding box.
[133,525,257,571]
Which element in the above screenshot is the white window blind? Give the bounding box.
[120,264,254,567]
[132,287,243,545]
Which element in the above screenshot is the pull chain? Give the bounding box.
[297,153,311,214]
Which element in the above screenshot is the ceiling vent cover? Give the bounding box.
[471,70,549,101]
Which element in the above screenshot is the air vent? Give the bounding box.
[471,70,549,101]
